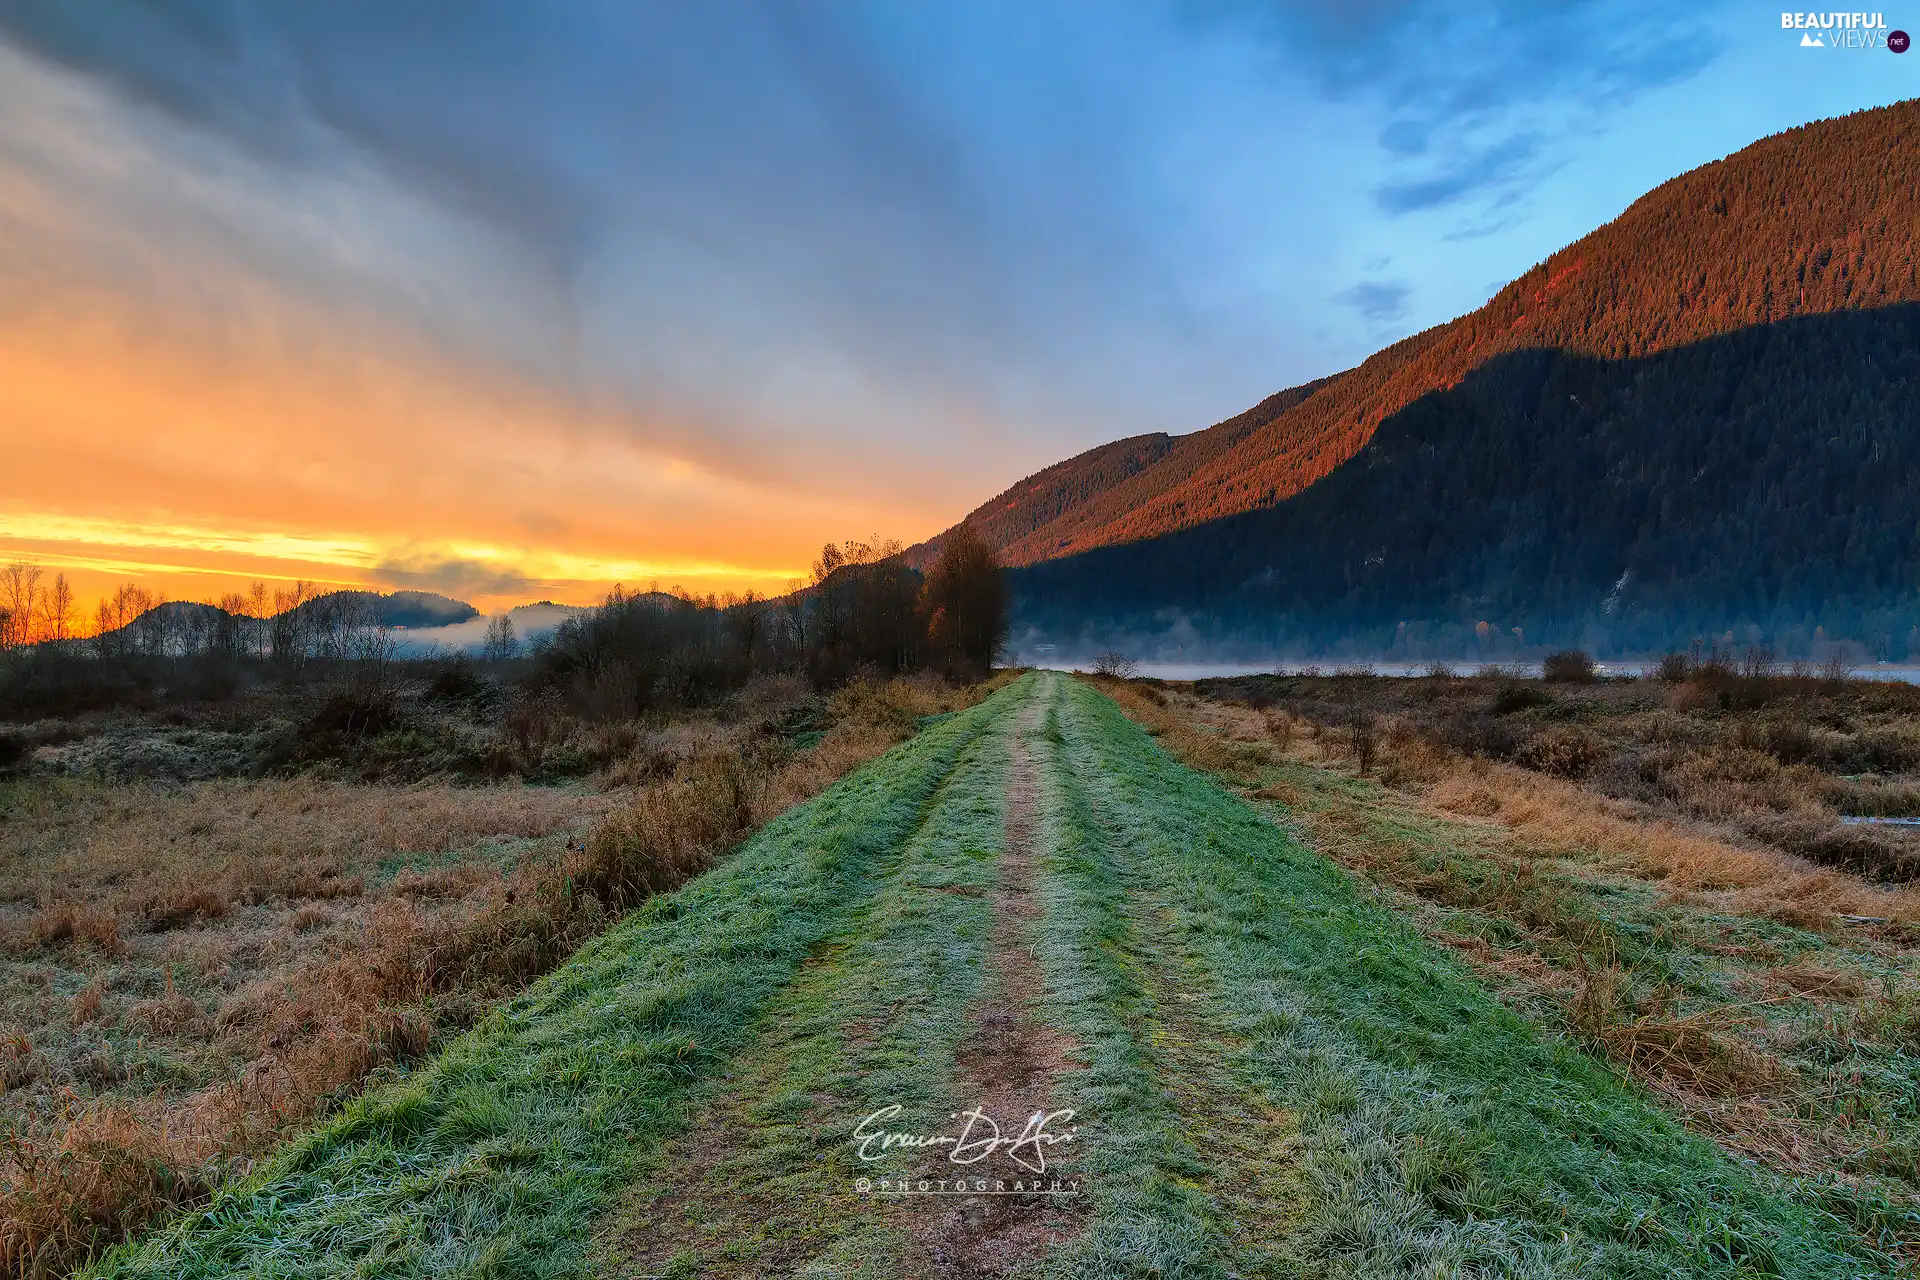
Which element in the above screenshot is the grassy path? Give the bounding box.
[86,674,1897,1278]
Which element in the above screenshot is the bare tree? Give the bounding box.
[272,581,319,667]
[2,563,44,647]
[482,612,520,660]
[248,581,271,657]
[40,572,74,642]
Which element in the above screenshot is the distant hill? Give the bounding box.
[284,590,477,630]
[1015,303,1920,658]
[957,100,1920,656]
[100,590,483,646]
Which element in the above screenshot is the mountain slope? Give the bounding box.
[903,377,1330,569]
[1012,303,1920,655]
[948,100,1920,575]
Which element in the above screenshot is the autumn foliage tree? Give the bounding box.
[920,523,1008,680]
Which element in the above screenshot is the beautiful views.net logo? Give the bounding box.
[1781,12,1908,50]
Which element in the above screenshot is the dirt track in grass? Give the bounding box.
[907,697,1086,1278]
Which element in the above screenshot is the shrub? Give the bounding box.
[1513,725,1604,779]
[1542,650,1597,683]
[1654,652,1691,683]
[1440,713,1519,759]
[1349,712,1379,775]
[1491,683,1551,715]
[1091,651,1139,679]
[423,655,488,703]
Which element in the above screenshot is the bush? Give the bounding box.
[1542,650,1597,683]
[1349,713,1379,775]
[1513,725,1604,778]
[1441,713,1519,759]
[1491,683,1551,715]
[423,655,488,704]
[1655,652,1691,683]
[1092,651,1139,679]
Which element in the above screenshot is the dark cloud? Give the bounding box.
[374,556,535,599]
[1337,280,1410,324]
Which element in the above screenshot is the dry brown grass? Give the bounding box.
[0,776,598,1276]
[1195,668,1920,882]
[1567,962,1787,1096]
[1423,761,1920,928]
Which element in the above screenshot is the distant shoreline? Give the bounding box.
[1023,659,1920,685]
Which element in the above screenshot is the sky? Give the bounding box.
[0,1,1914,618]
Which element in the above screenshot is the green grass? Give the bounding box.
[1232,745,1920,1256]
[1036,675,1895,1278]
[84,683,1025,1279]
[595,703,1013,1276]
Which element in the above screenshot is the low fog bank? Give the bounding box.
[1007,617,1920,684]
[391,602,586,655]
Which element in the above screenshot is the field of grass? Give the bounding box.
[66,673,1910,1278]
[1129,672,1920,1266]
[0,672,995,1277]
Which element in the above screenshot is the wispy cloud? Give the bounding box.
[1261,0,1724,217]
[1376,133,1541,214]
[1335,280,1412,325]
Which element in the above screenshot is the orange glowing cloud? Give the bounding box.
[0,42,969,619]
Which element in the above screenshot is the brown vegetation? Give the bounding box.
[1200,666,1920,885]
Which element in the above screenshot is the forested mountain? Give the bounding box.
[950,100,1920,656]
[1013,303,1920,658]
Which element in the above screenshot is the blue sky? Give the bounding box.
[0,1,1914,606]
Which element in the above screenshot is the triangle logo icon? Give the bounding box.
[1800,31,1824,45]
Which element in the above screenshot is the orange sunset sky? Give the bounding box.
[0,36,952,618]
[0,25,1113,621]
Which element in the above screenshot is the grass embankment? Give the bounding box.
[2,675,1000,1277]
[1046,676,1892,1277]
[81,674,1904,1276]
[82,685,1022,1278]
[1108,674,1920,1266]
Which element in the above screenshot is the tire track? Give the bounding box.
[595,683,1026,1278]
[905,685,1088,1277]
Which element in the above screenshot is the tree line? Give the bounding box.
[0,525,1009,720]
[534,524,1007,717]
